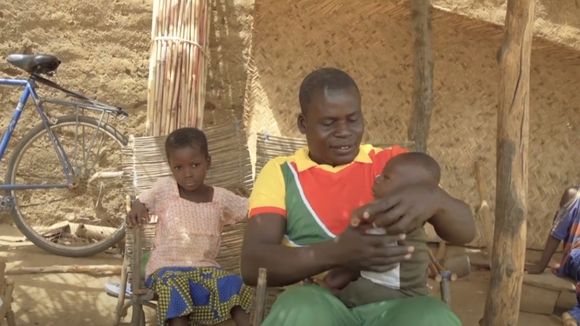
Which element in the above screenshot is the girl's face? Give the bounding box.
[167,145,210,192]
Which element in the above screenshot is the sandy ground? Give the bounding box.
[0,222,565,326]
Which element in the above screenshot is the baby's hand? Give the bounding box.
[126,200,149,227]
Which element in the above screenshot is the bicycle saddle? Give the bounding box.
[6,54,61,75]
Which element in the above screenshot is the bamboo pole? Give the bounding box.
[482,0,535,325]
[407,0,434,153]
[147,0,210,136]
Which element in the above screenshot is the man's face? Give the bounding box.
[298,86,364,166]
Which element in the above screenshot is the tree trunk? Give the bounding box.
[407,0,434,153]
[482,0,535,325]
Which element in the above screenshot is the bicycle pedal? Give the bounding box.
[0,196,15,210]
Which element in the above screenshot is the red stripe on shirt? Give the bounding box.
[249,206,287,218]
[290,147,406,235]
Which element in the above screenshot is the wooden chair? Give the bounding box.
[113,121,253,325]
[0,259,15,326]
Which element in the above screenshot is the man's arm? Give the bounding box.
[560,187,578,208]
[358,183,475,245]
[428,187,476,244]
[241,214,414,287]
[526,236,561,274]
[527,186,578,274]
[240,214,338,286]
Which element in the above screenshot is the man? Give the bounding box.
[241,67,475,325]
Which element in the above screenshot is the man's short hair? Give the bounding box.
[298,67,360,114]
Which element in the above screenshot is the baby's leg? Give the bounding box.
[323,268,360,291]
[231,306,250,326]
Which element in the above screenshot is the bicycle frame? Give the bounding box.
[0,76,76,190]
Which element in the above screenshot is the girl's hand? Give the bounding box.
[126,200,149,227]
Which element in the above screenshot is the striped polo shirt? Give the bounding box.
[249,144,406,244]
[249,144,429,294]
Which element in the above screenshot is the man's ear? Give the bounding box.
[297,113,307,134]
[207,155,212,167]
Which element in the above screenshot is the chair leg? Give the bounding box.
[130,303,145,326]
[251,268,268,326]
[115,258,130,325]
[4,282,15,326]
[439,271,452,306]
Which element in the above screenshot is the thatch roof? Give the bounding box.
[244,0,580,249]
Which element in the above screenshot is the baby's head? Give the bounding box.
[373,152,441,198]
[165,128,211,192]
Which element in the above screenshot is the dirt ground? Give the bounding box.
[0,223,565,326]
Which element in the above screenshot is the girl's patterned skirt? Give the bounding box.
[146,266,253,325]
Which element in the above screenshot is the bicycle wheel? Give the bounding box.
[6,115,128,257]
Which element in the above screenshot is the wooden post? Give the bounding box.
[407,0,434,153]
[482,0,535,325]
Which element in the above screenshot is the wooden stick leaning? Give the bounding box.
[6,265,121,276]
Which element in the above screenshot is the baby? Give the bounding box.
[323,151,441,307]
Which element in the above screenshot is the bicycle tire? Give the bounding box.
[6,115,128,257]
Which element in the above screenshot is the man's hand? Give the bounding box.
[127,200,149,227]
[353,182,443,234]
[242,215,413,287]
[333,227,413,272]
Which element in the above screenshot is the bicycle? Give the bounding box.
[0,53,129,257]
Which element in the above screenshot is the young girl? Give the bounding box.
[127,127,252,326]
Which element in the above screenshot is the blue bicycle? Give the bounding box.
[0,54,128,257]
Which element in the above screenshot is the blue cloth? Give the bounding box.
[550,192,580,322]
[145,266,252,325]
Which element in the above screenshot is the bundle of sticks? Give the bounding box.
[147,0,210,136]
